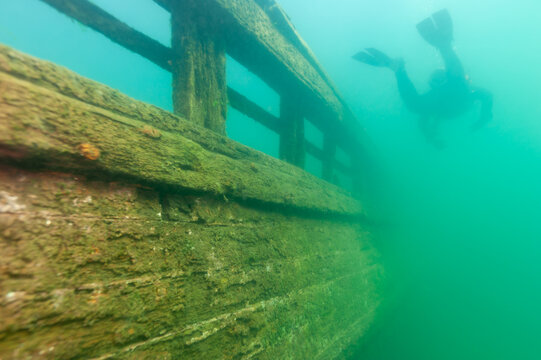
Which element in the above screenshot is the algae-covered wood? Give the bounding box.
[0,166,382,359]
[156,0,367,153]
[0,45,360,216]
[43,0,365,152]
[171,0,228,134]
[0,44,383,359]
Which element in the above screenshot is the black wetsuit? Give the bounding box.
[393,45,493,145]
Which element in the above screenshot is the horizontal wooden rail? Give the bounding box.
[152,0,171,11]
[41,0,172,71]
[227,87,284,134]
[39,0,278,132]
[305,141,351,175]
[0,44,363,214]
[254,0,341,100]
[39,0,365,183]
[154,0,367,155]
[228,88,350,175]
[228,89,351,175]
[155,0,343,112]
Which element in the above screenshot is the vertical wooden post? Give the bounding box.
[279,95,305,168]
[322,135,336,182]
[350,152,364,199]
[171,0,227,135]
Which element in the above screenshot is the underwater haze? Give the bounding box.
[277,0,541,359]
[1,0,541,359]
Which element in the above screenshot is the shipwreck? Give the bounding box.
[0,0,383,358]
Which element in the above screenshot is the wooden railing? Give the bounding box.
[40,0,369,190]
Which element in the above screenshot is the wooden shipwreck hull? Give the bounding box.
[0,1,383,359]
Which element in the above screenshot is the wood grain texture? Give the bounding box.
[154,0,368,155]
[0,166,383,359]
[171,0,228,134]
[0,44,361,216]
[0,44,383,359]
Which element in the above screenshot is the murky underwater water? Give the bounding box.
[1,0,541,359]
[279,1,541,359]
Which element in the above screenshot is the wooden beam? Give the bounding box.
[39,0,274,138]
[156,0,367,156]
[305,141,351,176]
[152,0,171,12]
[40,0,368,183]
[0,44,268,164]
[254,0,339,96]
[322,135,337,181]
[350,153,364,198]
[227,87,283,134]
[304,141,324,161]
[334,160,351,176]
[0,47,363,215]
[40,0,172,72]
[279,96,305,168]
[41,0,227,136]
[170,0,227,135]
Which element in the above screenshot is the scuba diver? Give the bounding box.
[353,9,493,148]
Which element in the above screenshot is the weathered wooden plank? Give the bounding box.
[156,0,366,155]
[0,44,267,165]
[253,0,374,162]
[0,166,383,359]
[279,95,305,167]
[304,140,325,161]
[39,0,172,71]
[228,88,350,174]
[215,0,342,126]
[323,135,337,181]
[254,0,339,93]
[38,0,370,185]
[41,0,228,135]
[40,0,371,183]
[227,86,283,134]
[0,45,307,171]
[212,0,375,177]
[38,0,280,138]
[305,141,351,176]
[171,0,227,134]
[0,45,362,215]
[222,0,371,157]
[152,0,171,12]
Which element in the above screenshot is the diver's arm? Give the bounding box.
[438,45,465,79]
[394,65,423,113]
[471,88,493,131]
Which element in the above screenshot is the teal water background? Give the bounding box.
[1,0,541,359]
[279,1,541,359]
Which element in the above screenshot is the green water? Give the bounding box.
[281,1,541,358]
[1,0,541,359]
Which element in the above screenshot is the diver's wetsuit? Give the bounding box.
[394,44,493,146]
[353,9,493,147]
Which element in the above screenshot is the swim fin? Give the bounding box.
[352,48,393,68]
[416,9,453,48]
